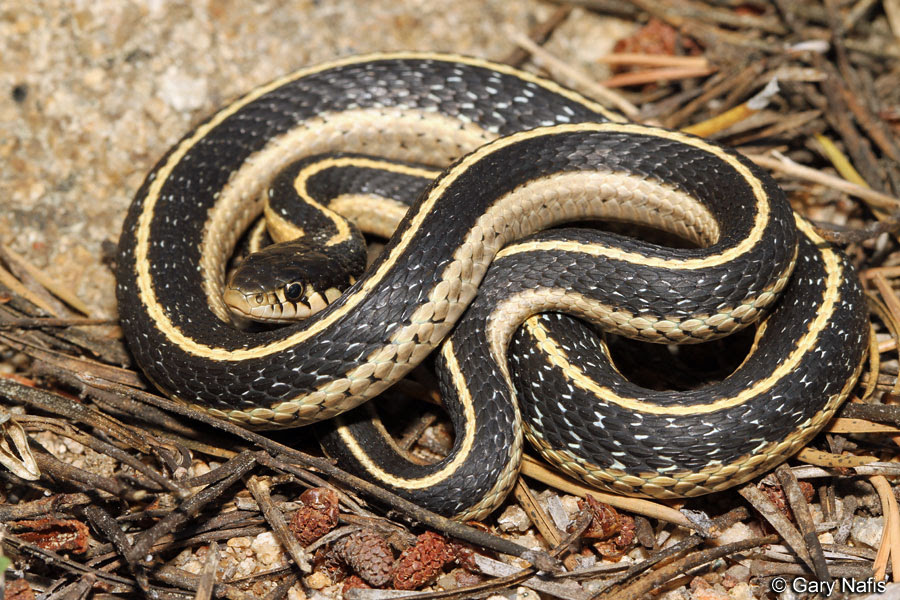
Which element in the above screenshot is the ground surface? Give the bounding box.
[0,0,630,315]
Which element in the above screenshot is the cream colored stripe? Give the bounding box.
[133,50,621,351]
[527,218,840,416]
[329,194,409,238]
[262,204,304,243]
[139,119,770,360]
[333,340,480,488]
[289,155,439,245]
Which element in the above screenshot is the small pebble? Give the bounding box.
[850,515,884,549]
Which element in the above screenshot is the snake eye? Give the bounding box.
[285,283,303,301]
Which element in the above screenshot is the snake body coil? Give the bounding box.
[117,53,868,518]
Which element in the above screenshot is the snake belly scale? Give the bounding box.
[116,52,868,519]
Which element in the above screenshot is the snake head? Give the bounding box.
[224,239,365,324]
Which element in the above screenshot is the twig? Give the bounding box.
[750,152,900,209]
[125,451,257,564]
[775,465,830,581]
[593,534,780,600]
[600,65,716,88]
[194,541,219,600]
[83,378,561,572]
[871,475,900,581]
[513,479,563,547]
[738,484,815,573]
[520,456,694,529]
[504,26,640,119]
[501,4,573,67]
[245,475,312,573]
[0,317,117,330]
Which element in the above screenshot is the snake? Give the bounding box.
[116,52,869,519]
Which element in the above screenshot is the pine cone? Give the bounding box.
[289,487,339,546]
[334,529,394,587]
[392,532,457,590]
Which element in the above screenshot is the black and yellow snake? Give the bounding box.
[116,53,868,519]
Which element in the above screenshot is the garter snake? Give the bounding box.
[117,52,869,519]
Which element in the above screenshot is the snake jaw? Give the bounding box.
[223,287,314,323]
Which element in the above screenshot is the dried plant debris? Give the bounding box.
[3,1,900,599]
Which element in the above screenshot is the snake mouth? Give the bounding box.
[223,287,314,323]
[223,288,255,318]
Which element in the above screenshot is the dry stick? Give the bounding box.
[595,53,710,69]
[729,110,823,146]
[593,534,780,600]
[83,504,151,592]
[84,379,561,573]
[33,450,131,499]
[840,403,900,426]
[125,450,257,564]
[504,27,640,119]
[663,62,759,129]
[1,331,141,388]
[818,67,884,190]
[0,375,149,453]
[583,507,748,592]
[2,532,136,592]
[827,418,900,435]
[797,447,878,468]
[520,456,694,529]
[750,560,874,580]
[788,463,900,480]
[0,263,58,316]
[0,246,72,318]
[774,465,831,581]
[749,153,900,210]
[255,453,375,518]
[738,484,815,573]
[838,86,900,164]
[194,541,219,600]
[867,292,900,396]
[513,479,563,548]
[0,317,117,329]
[871,475,900,580]
[0,246,92,316]
[22,416,188,496]
[245,475,312,573]
[682,78,780,137]
[814,133,869,186]
[863,322,883,403]
[0,492,91,521]
[501,3,573,68]
[601,65,717,89]
[154,564,259,600]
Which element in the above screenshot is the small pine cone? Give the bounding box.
[334,529,394,587]
[579,495,623,539]
[392,532,457,590]
[593,515,636,560]
[579,495,636,560]
[289,487,340,546]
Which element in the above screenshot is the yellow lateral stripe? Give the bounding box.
[333,340,481,488]
[290,155,440,246]
[525,218,841,416]
[137,121,773,360]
